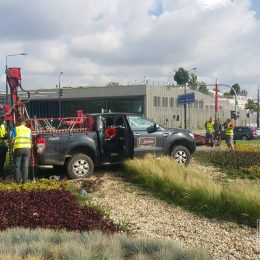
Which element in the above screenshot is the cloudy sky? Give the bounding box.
[0,0,259,97]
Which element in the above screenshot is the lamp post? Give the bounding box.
[5,53,27,104]
[183,68,197,129]
[257,85,259,128]
[58,72,63,118]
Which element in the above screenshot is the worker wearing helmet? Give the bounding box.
[0,116,8,179]
[11,118,32,184]
[225,118,234,151]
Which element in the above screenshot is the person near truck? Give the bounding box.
[214,118,223,145]
[0,116,8,179]
[11,119,32,184]
[225,118,234,151]
[205,116,215,146]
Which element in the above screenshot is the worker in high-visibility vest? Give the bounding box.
[11,118,32,184]
[205,116,215,146]
[0,116,8,179]
[225,118,234,151]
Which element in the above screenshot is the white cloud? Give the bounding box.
[0,0,259,97]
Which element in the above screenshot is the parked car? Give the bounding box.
[233,126,259,140]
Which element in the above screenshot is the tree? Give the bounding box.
[198,81,209,94]
[174,67,189,85]
[230,83,240,96]
[245,99,257,112]
[106,81,120,87]
[188,73,198,90]
[240,89,248,96]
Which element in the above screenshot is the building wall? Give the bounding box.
[0,85,255,129]
[145,84,241,130]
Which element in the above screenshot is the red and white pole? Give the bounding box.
[215,79,219,120]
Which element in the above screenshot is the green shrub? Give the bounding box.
[0,179,73,192]
[0,228,212,259]
[194,150,260,179]
[122,155,260,227]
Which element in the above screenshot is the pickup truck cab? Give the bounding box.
[34,113,196,179]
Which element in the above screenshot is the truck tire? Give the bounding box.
[66,153,94,179]
[171,145,191,166]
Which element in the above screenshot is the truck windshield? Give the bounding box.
[127,115,156,131]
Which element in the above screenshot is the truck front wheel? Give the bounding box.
[171,145,191,166]
[66,153,94,179]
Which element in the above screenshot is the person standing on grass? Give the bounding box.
[0,116,8,179]
[205,116,215,146]
[11,118,32,184]
[225,118,234,151]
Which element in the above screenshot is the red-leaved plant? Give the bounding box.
[0,190,119,234]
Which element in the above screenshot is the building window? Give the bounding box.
[153,96,161,107]
[199,100,203,109]
[162,97,168,107]
[170,98,174,107]
[194,100,198,108]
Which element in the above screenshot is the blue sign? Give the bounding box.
[177,93,195,104]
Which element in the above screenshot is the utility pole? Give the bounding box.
[58,72,63,118]
[257,85,259,128]
[215,79,219,121]
[184,83,187,129]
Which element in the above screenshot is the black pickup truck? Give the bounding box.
[34,113,196,179]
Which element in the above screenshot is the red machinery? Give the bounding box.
[4,67,94,178]
[4,67,93,133]
[5,67,30,126]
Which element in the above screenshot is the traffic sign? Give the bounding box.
[177,93,195,104]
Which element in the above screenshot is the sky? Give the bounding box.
[0,0,259,97]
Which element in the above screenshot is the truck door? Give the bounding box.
[126,115,164,157]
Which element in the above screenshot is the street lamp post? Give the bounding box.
[183,68,197,129]
[5,53,27,104]
[58,72,63,118]
[257,85,259,128]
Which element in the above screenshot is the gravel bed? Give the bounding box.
[190,159,228,181]
[90,173,258,260]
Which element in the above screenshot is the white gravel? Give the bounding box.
[89,170,258,260]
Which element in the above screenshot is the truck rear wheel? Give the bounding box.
[66,153,94,179]
[171,145,191,166]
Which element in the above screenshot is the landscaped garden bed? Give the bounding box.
[122,154,260,227]
[0,179,119,234]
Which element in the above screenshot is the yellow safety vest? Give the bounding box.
[205,121,214,133]
[225,123,234,137]
[13,125,32,150]
[0,124,6,147]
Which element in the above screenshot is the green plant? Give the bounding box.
[194,150,260,179]
[0,228,212,259]
[0,179,69,192]
[122,155,260,227]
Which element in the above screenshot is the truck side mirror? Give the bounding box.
[147,123,160,133]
